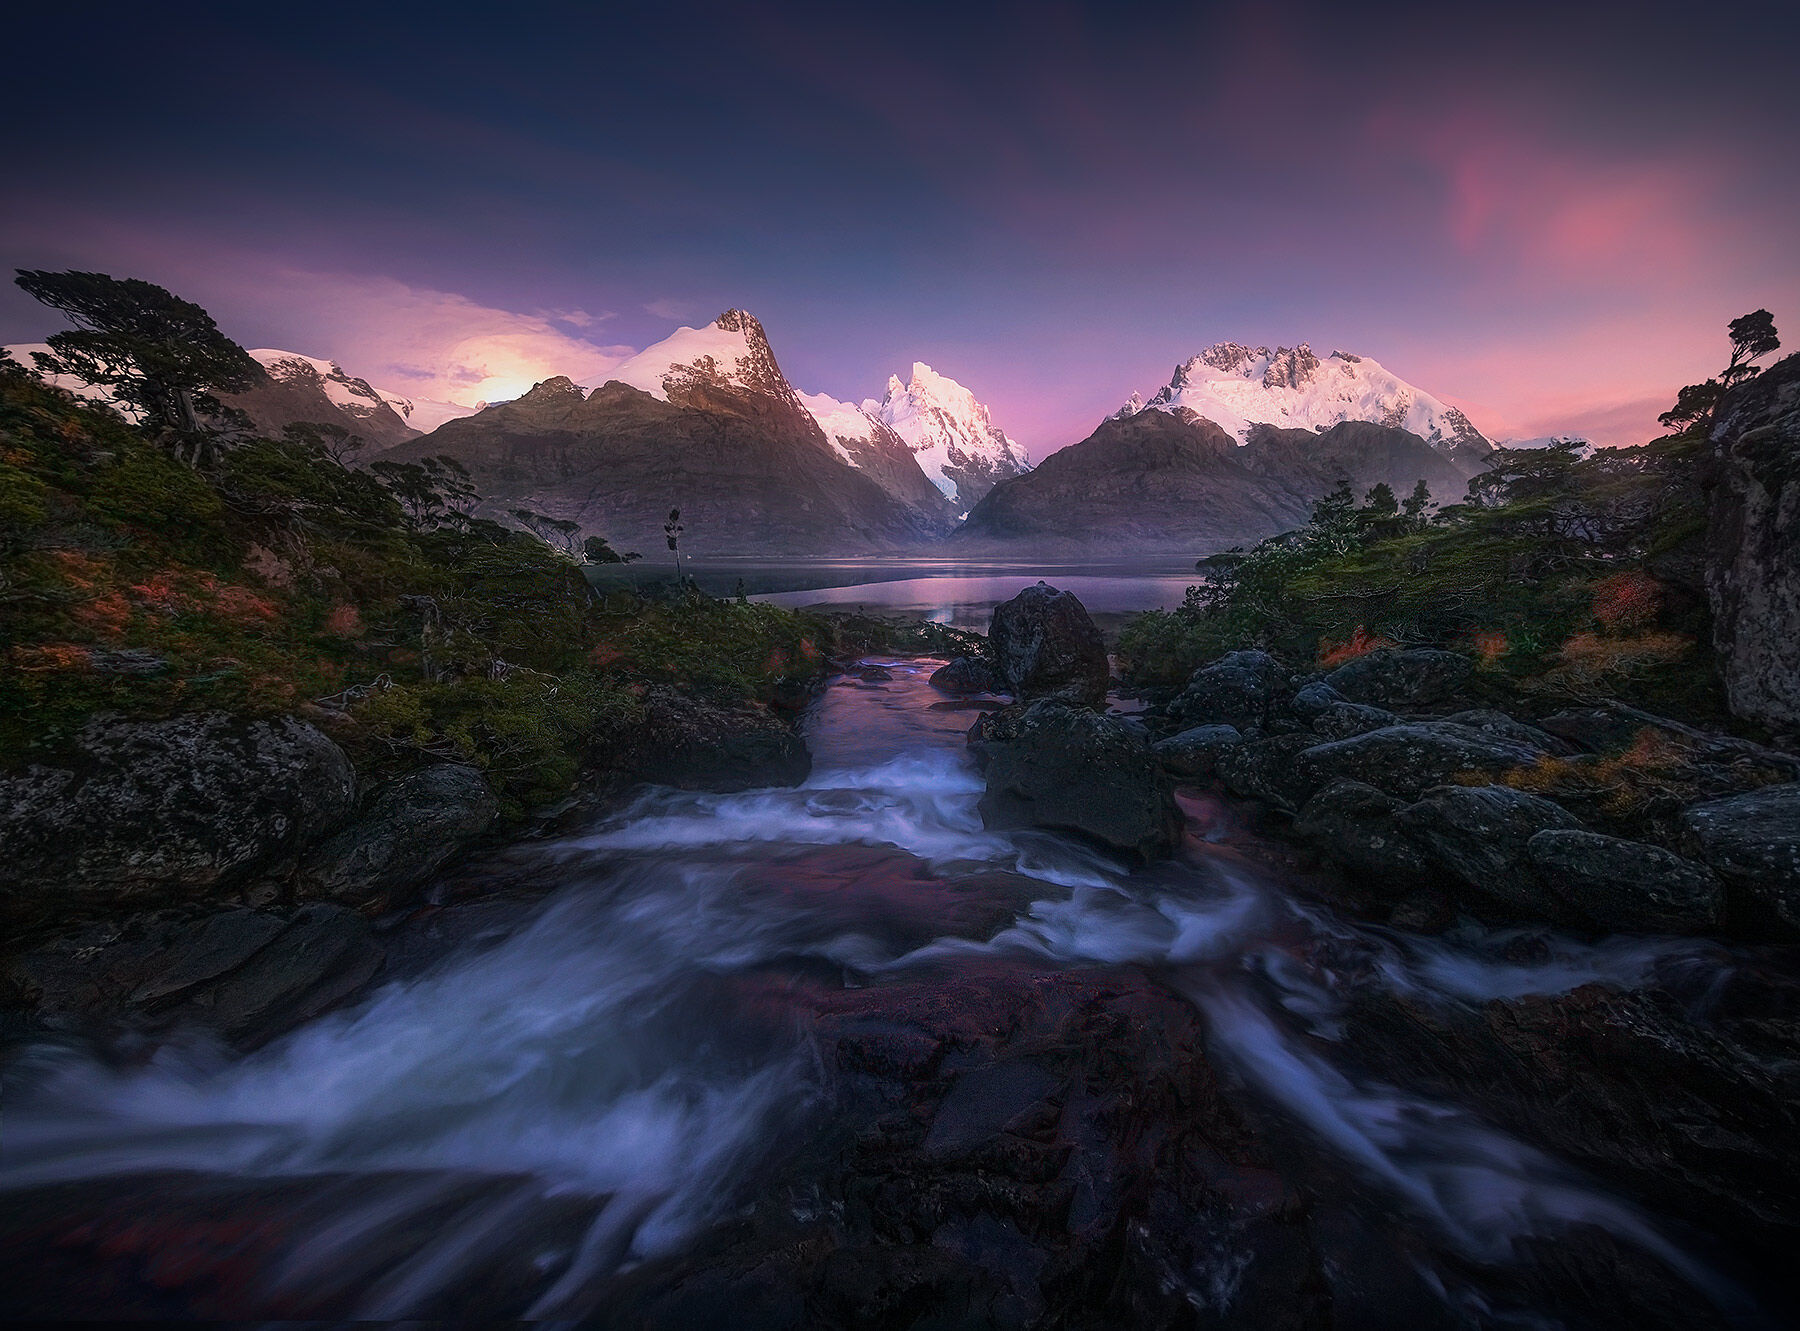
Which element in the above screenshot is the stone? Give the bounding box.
[1310,700,1403,740]
[300,764,499,909]
[971,700,1183,862]
[1525,829,1723,933]
[986,583,1110,706]
[1296,722,1545,802]
[1440,709,1568,754]
[1150,724,1242,780]
[1214,733,1321,810]
[1289,680,1347,720]
[1395,785,1583,919]
[1706,353,1800,733]
[0,713,355,926]
[1323,648,1473,708]
[929,656,1000,694]
[632,688,811,791]
[1680,782,1800,930]
[1167,649,1287,730]
[199,903,383,1044]
[1292,779,1435,892]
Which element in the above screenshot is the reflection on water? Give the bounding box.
[586,557,1202,626]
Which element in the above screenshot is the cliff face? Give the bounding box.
[1707,353,1800,736]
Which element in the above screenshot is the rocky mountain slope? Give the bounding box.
[954,409,1483,554]
[1117,341,1493,470]
[388,310,954,554]
[864,362,1031,510]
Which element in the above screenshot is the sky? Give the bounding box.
[3,0,1796,450]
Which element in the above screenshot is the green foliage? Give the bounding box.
[1118,430,1727,721]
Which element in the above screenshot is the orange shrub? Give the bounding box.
[1317,625,1394,667]
[323,603,365,639]
[1590,571,1663,631]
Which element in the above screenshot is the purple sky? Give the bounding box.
[3,1,1795,450]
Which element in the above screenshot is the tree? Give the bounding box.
[14,269,262,462]
[371,455,479,530]
[283,420,367,467]
[1402,479,1432,522]
[1659,309,1780,432]
[583,534,640,565]
[1364,481,1399,518]
[664,507,686,582]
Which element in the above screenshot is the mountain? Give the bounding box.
[5,341,476,450]
[388,310,952,555]
[794,390,959,521]
[1117,342,1493,470]
[954,410,1484,556]
[864,363,1030,511]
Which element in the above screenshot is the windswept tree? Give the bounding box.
[1658,308,1780,432]
[511,507,583,556]
[283,420,367,468]
[371,455,480,530]
[14,269,262,462]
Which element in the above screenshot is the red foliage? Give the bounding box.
[1591,571,1663,631]
[323,603,365,639]
[1317,626,1394,667]
[1470,630,1508,665]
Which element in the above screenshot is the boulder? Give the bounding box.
[1292,780,1435,892]
[1214,733,1321,810]
[1680,782,1800,930]
[1440,708,1568,754]
[0,712,356,926]
[1289,680,1347,720]
[986,583,1110,706]
[1705,353,1800,733]
[5,902,382,1044]
[970,700,1183,862]
[1395,785,1582,919]
[1525,829,1723,934]
[300,764,499,908]
[1167,649,1287,730]
[1296,723,1545,802]
[1323,648,1473,708]
[1150,724,1242,780]
[1309,701,1403,740]
[929,656,1000,694]
[1537,708,1644,754]
[633,688,811,791]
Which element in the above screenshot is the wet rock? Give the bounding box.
[1525,829,1723,933]
[0,713,355,927]
[857,665,894,682]
[632,687,811,791]
[300,764,499,909]
[1296,722,1545,802]
[986,582,1110,706]
[970,700,1183,862]
[1680,782,1800,930]
[198,903,383,1044]
[1395,785,1582,919]
[1167,649,1287,730]
[1151,723,1242,780]
[1706,352,1800,734]
[1309,700,1403,740]
[4,903,380,1044]
[1292,779,1435,893]
[930,656,1000,695]
[1323,648,1473,708]
[1215,733,1321,810]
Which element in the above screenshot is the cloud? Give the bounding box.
[233,271,638,405]
[643,298,690,321]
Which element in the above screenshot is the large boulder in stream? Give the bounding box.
[1296,722,1545,802]
[970,700,1183,862]
[631,687,811,791]
[1292,779,1436,892]
[1151,723,1242,780]
[986,582,1109,706]
[300,763,499,909]
[0,712,356,927]
[929,656,1000,695]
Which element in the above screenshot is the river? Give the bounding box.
[0,659,1776,1325]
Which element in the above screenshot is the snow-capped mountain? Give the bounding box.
[249,350,479,436]
[1117,342,1491,463]
[606,309,805,411]
[795,388,957,518]
[863,363,1030,511]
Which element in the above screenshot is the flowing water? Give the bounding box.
[0,660,1770,1324]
